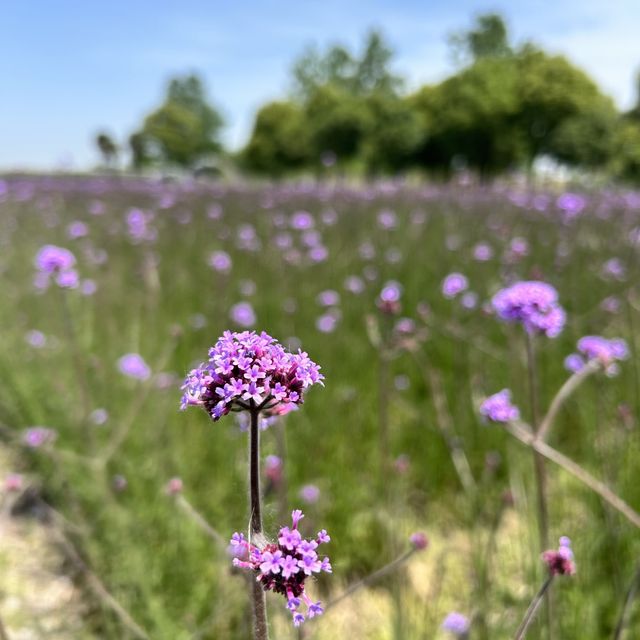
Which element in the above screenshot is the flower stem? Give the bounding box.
[514,575,554,640]
[249,407,269,640]
[525,333,552,640]
[324,549,416,612]
[613,563,640,639]
[506,421,640,528]
[526,333,549,551]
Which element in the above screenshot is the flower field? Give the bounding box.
[1,174,639,639]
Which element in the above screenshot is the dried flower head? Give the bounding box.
[180,331,323,421]
[231,510,331,626]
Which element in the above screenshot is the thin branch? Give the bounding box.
[51,527,150,639]
[514,575,554,640]
[506,422,640,529]
[537,360,601,442]
[174,495,226,546]
[324,549,416,612]
[613,563,640,640]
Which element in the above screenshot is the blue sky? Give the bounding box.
[2,0,639,170]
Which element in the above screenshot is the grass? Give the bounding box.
[0,174,639,638]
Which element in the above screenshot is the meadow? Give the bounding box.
[0,174,639,639]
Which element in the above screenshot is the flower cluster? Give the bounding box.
[491,281,566,337]
[441,611,470,636]
[180,331,323,420]
[542,536,576,576]
[480,389,520,424]
[230,510,331,626]
[34,245,78,289]
[565,336,629,376]
[442,273,468,299]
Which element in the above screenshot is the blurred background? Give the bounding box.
[2,0,640,182]
[2,2,640,640]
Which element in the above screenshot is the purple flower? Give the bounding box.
[118,353,151,380]
[442,273,468,299]
[557,192,587,219]
[4,473,24,492]
[442,612,470,636]
[23,426,57,448]
[473,243,493,261]
[25,330,46,348]
[565,335,629,376]
[299,484,321,504]
[67,221,88,239]
[208,251,232,273]
[230,302,256,328]
[164,477,183,495]
[480,389,520,424]
[180,331,323,421]
[230,509,331,626]
[317,290,340,307]
[316,313,338,333]
[542,536,576,576]
[89,408,109,425]
[35,245,76,273]
[377,281,402,314]
[409,532,429,550]
[291,211,314,230]
[491,281,566,337]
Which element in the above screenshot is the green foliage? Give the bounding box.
[610,121,640,183]
[95,132,118,167]
[133,74,223,169]
[548,100,618,168]
[513,47,612,164]
[411,57,525,176]
[241,101,311,175]
[449,13,512,63]
[304,85,372,164]
[291,30,402,101]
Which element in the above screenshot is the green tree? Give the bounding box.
[610,121,640,183]
[514,47,614,166]
[242,101,311,175]
[95,132,118,167]
[410,57,525,177]
[449,13,512,63]
[133,74,224,169]
[548,101,617,168]
[304,84,371,165]
[128,132,150,170]
[360,93,421,173]
[291,30,401,100]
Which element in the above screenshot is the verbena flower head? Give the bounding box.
[377,281,402,314]
[542,536,576,576]
[480,389,520,424]
[22,426,57,448]
[442,273,468,299]
[491,281,566,337]
[409,532,429,550]
[34,245,79,290]
[35,245,76,273]
[180,331,323,421]
[231,509,331,626]
[566,336,629,376]
[118,353,152,380]
[442,612,470,636]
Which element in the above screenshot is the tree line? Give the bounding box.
[95,14,640,182]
